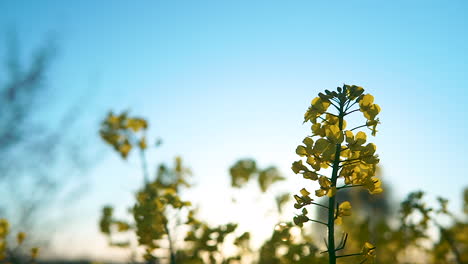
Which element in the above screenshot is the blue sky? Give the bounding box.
[1,0,468,260]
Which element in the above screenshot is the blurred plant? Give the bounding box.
[0,218,39,264]
[99,111,189,263]
[399,189,467,264]
[230,159,285,192]
[332,186,468,264]
[99,112,250,264]
[229,158,291,217]
[291,85,382,264]
[320,182,399,264]
[258,222,327,264]
[179,210,250,264]
[228,159,330,263]
[0,33,94,249]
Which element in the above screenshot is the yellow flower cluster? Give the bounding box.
[99,157,192,260]
[99,111,148,159]
[339,130,382,194]
[292,85,382,200]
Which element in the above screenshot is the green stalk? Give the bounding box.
[164,223,177,264]
[327,99,344,264]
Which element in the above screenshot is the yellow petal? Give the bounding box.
[300,188,310,196]
[360,94,374,108]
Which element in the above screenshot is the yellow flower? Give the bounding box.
[17,232,26,245]
[118,142,132,158]
[346,85,364,100]
[126,118,148,132]
[0,219,9,238]
[31,247,39,259]
[312,138,330,154]
[107,113,120,128]
[306,156,322,171]
[311,123,326,137]
[363,177,383,194]
[327,186,337,197]
[325,113,338,125]
[359,94,374,109]
[295,145,308,156]
[311,97,331,112]
[361,242,376,258]
[304,97,331,123]
[303,171,318,181]
[291,160,308,174]
[300,188,310,196]
[335,201,352,225]
[138,137,147,150]
[316,176,335,197]
[363,104,381,120]
[345,130,367,148]
[294,188,314,209]
[0,240,6,259]
[325,125,344,144]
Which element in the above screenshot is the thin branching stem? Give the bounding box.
[350,124,368,131]
[309,219,328,226]
[339,157,362,163]
[337,184,363,190]
[335,233,348,251]
[345,100,358,112]
[339,160,362,168]
[311,202,329,209]
[344,108,360,116]
[336,253,363,258]
[318,116,330,124]
[325,112,338,117]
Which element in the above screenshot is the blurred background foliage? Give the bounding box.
[0,32,97,256]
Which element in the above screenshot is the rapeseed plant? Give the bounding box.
[292,85,381,264]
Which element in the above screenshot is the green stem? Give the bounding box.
[163,222,177,264]
[311,202,329,209]
[337,184,364,190]
[336,252,363,258]
[139,148,149,184]
[327,100,344,264]
[435,221,462,264]
[350,124,367,131]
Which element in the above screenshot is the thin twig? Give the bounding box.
[337,184,364,190]
[344,108,360,116]
[336,253,363,258]
[311,202,329,209]
[309,219,328,226]
[350,124,368,132]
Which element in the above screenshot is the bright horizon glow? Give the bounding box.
[1,0,467,261]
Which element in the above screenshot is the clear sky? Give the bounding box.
[1,0,468,260]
